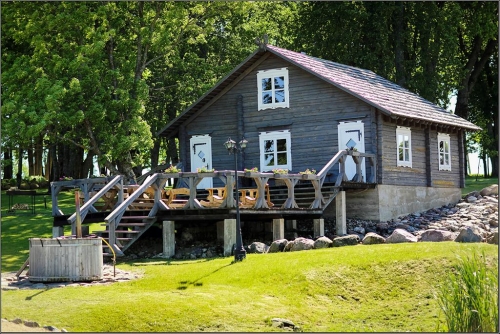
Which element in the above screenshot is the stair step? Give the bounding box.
[100,222,148,227]
[100,230,141,234]
[101,239,132,246]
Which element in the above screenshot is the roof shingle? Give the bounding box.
[267,45,480,131]
[157,45,480,138]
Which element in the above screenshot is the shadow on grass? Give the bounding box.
[127,256,222,267]
[25,288,48,300]
[176,262,234,290]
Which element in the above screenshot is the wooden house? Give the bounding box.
[157,42,480,222]
[50,43,480,258]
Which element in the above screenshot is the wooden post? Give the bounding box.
[162,220,175,258]
[75,191,82,238]
[223,219,236,257]
[272,218,284,240]
[313,218,324,237]
[336,190,346,236]
[52,226,64,238]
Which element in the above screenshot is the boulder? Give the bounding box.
[386,228,418,243]
[313,236,333,249]
[268,239,288,253]
[487,231,498,245]
[333,234,360,247]
[284,241,294,252]
[247,242,268,254]
[419,229,456,242]
[376,222,389,234]
[353,226,365,235]
[466,196,478,203]
[480,184,499,197]
[289,237,315,252]
[271,318,299,331]
[362,232,386,245]
[455,227,483,243]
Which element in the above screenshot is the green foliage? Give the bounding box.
[272,168,288,174]
[196,167,214,173]
[436,251,498,332]
[164,165,181,173]
[299,168,316,175]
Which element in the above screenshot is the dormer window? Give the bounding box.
[257,68,289,110]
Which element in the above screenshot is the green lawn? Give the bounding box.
[463,175,498,196]
[2,243,497,332]
[1,188,498,332]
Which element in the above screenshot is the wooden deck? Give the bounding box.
[50,150,377,255]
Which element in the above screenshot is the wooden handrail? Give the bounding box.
[105,174,159,222]
[67,175,123,228]
[104,174,159,248]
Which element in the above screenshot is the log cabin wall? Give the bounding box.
[378,117,461,188]
[182,54,376,186]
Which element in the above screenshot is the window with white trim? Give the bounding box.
[257,68,289,110]
[438,133,451,171]
[259,130,292,172]
[396,126,412,167]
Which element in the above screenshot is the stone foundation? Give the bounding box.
[325,185,462,222]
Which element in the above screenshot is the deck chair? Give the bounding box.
[239,184,273,208]
[161,161,192,209]
[163,188,190,209]
[200,187,231,208]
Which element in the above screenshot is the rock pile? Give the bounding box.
[344,187,498,244]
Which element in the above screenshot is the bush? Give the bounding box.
[437,251,498,332]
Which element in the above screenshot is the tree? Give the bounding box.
[468,53,498,177]
[292,1,459,107]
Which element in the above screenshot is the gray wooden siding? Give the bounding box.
[379,118,461,188]
[184,54,376,185]
[430,131,461,188]
[379,122,428,186]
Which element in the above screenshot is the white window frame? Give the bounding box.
[257,68,289,110]
[259,130,292,172]
[396,126,412,168]
[438,133,451,171]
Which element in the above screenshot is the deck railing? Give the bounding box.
[51,150,376,216]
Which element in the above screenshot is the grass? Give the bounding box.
[1,189,498,332]
[463,175,498,196]
[1,243,497,332]
[437,250,498,332]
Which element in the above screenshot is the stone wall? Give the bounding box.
[324,184,462,222]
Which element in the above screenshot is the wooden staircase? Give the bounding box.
[98,213,157,256]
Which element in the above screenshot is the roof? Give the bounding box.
[157,44,480,138]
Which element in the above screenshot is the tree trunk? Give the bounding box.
[17,147,23,188]
[27,143,34,176]
[82,151,95,178]
[151,138,161,169]
[393,1,406,88]
[3,148,13,179]
[35,135,44,175]
[50,143,59,182]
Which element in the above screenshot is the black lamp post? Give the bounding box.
[224,137,248,261]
